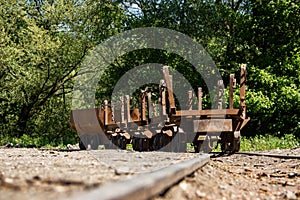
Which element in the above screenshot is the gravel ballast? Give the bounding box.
[0,148,299,200]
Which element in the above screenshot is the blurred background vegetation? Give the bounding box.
[0,0,299,147]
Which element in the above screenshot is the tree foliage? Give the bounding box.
[0,0,299,145]
[0,0,124,141]
[120,0,300,137]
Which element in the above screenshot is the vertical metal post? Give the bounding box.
[198,87,203,111]
[161,89,166,116]
[240,64,247,118]
[104,100,109,126]
[229,74,236,109]
[120,96,125,124]
[141,93,146,122]
[111,101,115,122]
[147,92,153,119]
[217,80,224,109]
[125,95,131,123]
[187,90,193,110]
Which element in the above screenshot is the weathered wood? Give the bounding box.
[175,109,240,117]
[70,155,210,200]
[163,66,176,114]
[234,117,250,131]
[130,109,140,122]
[194,119,233,132]
[70,108,103,134]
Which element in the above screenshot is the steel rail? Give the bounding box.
[68,154,210,200]
[210,151,300,159]
[236,151,300,159]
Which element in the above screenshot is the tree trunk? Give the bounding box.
[16,105,32,137]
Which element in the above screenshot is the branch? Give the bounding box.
[234,0,243,11]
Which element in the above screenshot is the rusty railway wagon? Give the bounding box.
[70,64,249,153]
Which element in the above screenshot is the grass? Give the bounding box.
[0,134,75,149]
[240,134,299,151]
[211,134,299,152]
[1,133,299,152]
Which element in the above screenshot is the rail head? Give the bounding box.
[68,154,210,200]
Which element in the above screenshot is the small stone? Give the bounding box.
[115,167,131,175]
[253,164,265,168]
[285,191,297,200]
[219,185,227,190]
[15,143,23,148]
[4,142,13,148]
[33,175,41,180]
[244,168,253,172]
[136,155,144,159]
[214,158,224,162]
[286,182,296,186]
[288,172,297,178]
[196,190,206,198]
[179,182,187,191]
[4,178,14,184]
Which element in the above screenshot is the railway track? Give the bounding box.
[65,149,299,200]
[68,154,210,200]
[209,151,300,159]
[0,147,299,200]
[236,151,300,159]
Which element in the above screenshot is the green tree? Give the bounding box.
[0,0,124,141]
[119,0,300,137]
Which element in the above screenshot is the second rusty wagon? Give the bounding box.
[70,64,250,153]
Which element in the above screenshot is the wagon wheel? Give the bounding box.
[220,132,232,153]
[90,134,101,150]
[194,140,211,153]
[229,131,241,153]
[152,134,158,150]
[132,137,138,151]
[117,136,127,150]
[111,134,118,147]
[161,133,173,151]
[221,141,232,153]
[193,141,202,153]
[176,129,187,153]
[232,136,241,153]
[78,136,86,150]
[142,138,150,151]
[154,133,163,151]
[79,134,100,150]
[132,138,146,152]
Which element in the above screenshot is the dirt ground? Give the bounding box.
[0,147,299,200]
[155,148,300,200]
[0,148,197,200]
